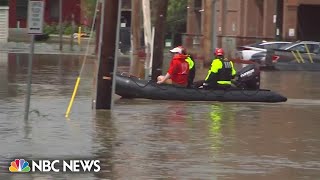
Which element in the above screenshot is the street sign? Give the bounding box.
[27,1,45,34]
[25,1,45,120]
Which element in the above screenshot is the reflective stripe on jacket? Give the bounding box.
[205,58,236,85]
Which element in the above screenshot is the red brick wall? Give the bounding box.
[283,0,320,41]
[9,0,81,28]
[8,0,17,28]
[59,0,81,24]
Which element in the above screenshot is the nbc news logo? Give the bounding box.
[9,159,101,173]
[9,159,30,172]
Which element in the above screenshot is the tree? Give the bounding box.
[0,0,8,6]
[83,0,98,20]
[166,0,187,33]
[166,0,188,47]
[150,0,187,80]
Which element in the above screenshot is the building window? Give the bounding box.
[16,0,28,20]
[122,0,131,10]
[194,0,202,10]
[49,0,59,21]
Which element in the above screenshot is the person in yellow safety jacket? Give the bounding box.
[202,48,236,89]
[179,46,196,88]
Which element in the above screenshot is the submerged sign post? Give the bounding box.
[24,1,45,121]
[27,1,44,34]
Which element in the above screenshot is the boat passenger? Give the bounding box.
[201,48,236,89]
[157,46,189,87]
[179,46,196,88]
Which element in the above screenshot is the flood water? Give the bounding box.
[0,53,320,180]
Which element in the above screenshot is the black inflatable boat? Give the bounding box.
[115,65,287,103]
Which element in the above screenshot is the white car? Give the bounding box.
[236,41,291,60]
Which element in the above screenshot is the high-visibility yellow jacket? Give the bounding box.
[204,58,236,86]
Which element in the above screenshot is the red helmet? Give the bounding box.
[214,48,224,56]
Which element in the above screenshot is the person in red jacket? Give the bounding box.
[157,46,189,87]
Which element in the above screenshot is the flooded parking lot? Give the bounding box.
[0,53,319,179]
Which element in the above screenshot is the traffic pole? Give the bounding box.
[24,35,35,121]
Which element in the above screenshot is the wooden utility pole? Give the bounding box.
[96,0,121,109]
[130,0,142,77]
[211,0,218,52]
[151,0,169,80]
[275,0,283,40]
[203,0,213,64]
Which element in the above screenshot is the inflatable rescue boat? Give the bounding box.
[115,65,287,103]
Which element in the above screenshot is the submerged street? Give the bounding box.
[0,53,319,179]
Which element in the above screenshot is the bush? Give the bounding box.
[44,23,58,34]
[63,24,75,35]
[43,21,93,38]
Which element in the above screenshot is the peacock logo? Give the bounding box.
[9,159,31,172]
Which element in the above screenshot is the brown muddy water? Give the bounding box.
[0,53,319,180]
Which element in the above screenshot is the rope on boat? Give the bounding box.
[124,75,261,98]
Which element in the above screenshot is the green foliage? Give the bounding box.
[83,0,98,18]
[44,22,77,35]
[44,23,57,34]
[0,0,8,6]
[166,0,188,33]
[63,25,74,35]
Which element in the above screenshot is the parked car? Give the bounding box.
[276,41,320,56]
[249,41,320,66]
[272,41,320,63]
[250,51,268,66]
[235,41,291,60]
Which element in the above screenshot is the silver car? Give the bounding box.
[250,41,320,66]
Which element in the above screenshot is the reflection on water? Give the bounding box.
[209,104,235,155]
[0,53,319,179]
[260,70,320,99]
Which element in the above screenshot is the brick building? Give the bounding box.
[8,0,82,28]
[284,0,320,41]
[186,0,320,60]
